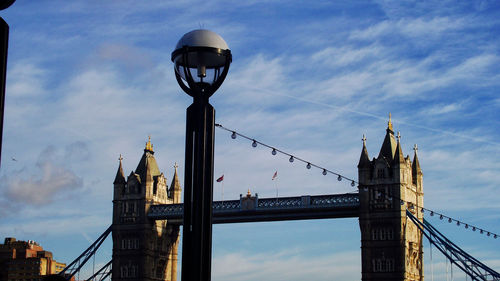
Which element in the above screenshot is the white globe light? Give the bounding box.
[172,29,232,97]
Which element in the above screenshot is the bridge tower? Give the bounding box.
[358,116,424,281]
[112,138,181,281]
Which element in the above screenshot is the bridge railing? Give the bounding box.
[148,193,360,223]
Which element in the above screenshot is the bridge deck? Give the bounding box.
[148,193,360,224]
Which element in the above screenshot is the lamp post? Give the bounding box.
[0,0,15,168]
[171,29,232,281]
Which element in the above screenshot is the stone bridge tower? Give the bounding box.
[358,116,424,281]
[112,138,181,281]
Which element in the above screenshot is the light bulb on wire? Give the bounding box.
[231,132,236,139]
[271,148,277,155]
[322,169,327,175]
[252,140,257,147]
[306,163,311,169]
[289,156,294,163]
[337,175,342,181]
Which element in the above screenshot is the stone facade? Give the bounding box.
[112,138,181,281]
[358,117,424,281]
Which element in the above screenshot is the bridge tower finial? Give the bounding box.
[145,135,154,152]
[388,112,393,132]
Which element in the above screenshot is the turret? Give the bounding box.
[358,135,371,185]
[392,132,410,183]
[170,163,182,203]
[412,144,423,191]
[113,155,126,201]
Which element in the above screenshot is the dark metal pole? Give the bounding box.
[182,95,215,281]
[0,17,8,168]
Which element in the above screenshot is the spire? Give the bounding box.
[393,132,405,165]
[113,154,126,184]
[358,134,371,168]
[145,135,154,153]
[135,137,161,181]
[388,112,393,132]
[170,163,181,191]
[412,144,422,178]
[378,114,397,161]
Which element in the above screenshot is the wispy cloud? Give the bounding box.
[213,249,360,281]
[0,144,86,212]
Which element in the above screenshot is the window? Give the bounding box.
[121,266,128,278]
[377,169,385,178]
[372,258,395,272]
[129,265,136,277]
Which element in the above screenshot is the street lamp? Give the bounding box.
[0,0,16,169]
[171,29,232,281]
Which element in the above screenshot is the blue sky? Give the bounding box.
[0,1,499,280]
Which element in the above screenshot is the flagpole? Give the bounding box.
[272,171,278,202]
[221,172,224,201]
[275,177,278,198]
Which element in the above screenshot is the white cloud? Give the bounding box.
[213,250,360,281]
[7,62,47,98]
[348,17,465,41]
[0,144,85,211]
[421,102,464,115]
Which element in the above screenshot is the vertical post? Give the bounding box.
[182,95,215,281]
[0,17,8,168]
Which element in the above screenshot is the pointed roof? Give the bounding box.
[412,144,422,176]
[114,154,126,184]
[378,113,397,161]
[170,163,181,191]
[135,137,161,181]
[358,134,371,168]
[393,132,405,165]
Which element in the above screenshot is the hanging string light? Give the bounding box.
[216,123,356,185]
[216,123,500,240]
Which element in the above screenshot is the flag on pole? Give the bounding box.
[216,175,224,182]
[272,171,278,180]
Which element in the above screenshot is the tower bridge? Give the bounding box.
[108,118,429,281]
[56,118,499,281]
